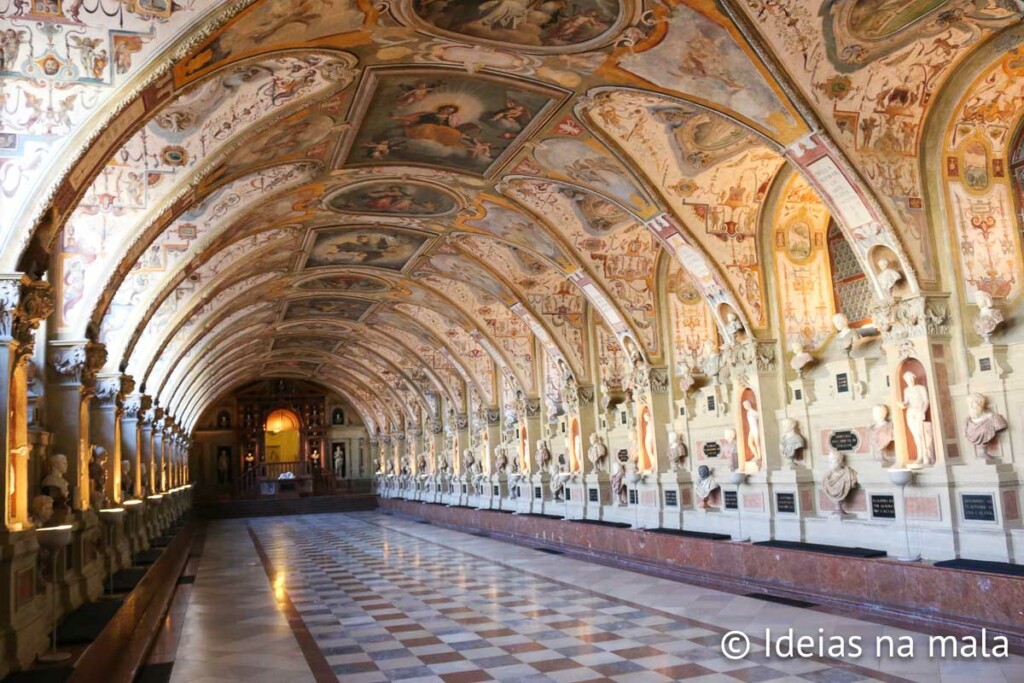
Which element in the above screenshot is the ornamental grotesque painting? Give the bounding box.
[341,69,566,176]
[407,0,626,52]
[306,228,430,271]
[326,182,457,216]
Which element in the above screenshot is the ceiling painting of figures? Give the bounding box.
[295,274,391,293]
[406,0,627,52]
[326,181,457,216]
[282,297,374,321]
[305,227,431,271]
[340,69,567,176]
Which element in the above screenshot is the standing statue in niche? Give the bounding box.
[778,419,805,466]
[610,452,633,506]
[534,439,551,471]
[417,452,429,474]
[695,465,719,509]
[549,454,567,502]
[641,410,656,473]
[964,393,1008,460]
[972,291,1004,344]
[821,449,858,514]
[494,446,508,474]
[832,313,858,357]
[587,433,608,473]
[88,446,109,510]
[667,432,687,472]
[789,341,814,377]
[743,400,762,471]
[877,258,902,296]
[462,449,476,480]
[721,428,738,471]
[899,371,934,466]
[868,404,894,465]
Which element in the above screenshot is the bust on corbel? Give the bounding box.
[972,291,1004,344]
[963,392,1008,461]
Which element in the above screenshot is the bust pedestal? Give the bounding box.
[0,529,48,677]
[765,466,814,542]
[583,472,611,521]
[659,470,693,530]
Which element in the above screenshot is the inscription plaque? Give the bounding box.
[702,441,721,458]
[828,430,860,452]
[836,373,849,394]
[962,494,996,522]
[724,490,738,510]
[534,486,542,500]
[871,494,896,519]
[493,485,499,496]
[707,395,716,412]
[628,489,638,505]
[665,490,678,507]
[776,492,796,513]
[617,449,629,463]
[588,488,598,503]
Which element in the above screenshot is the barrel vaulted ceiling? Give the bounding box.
[3,0,1023,433]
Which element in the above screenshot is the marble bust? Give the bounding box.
[778,418,805,466]
[964,392,1008,460]
[972,291,1004,344]
[701,339,722,384]
[721,428,739,471]
[462,449,476,479]
[789,341,814,376]
[30,494,53,528]
[587,434,608,473]
[868,404,894,465]
[494,447,508,474]
[122,458,133,496]
[667,432,687,472]
[833,313,857,357]
[677,363,695,394]
[821,449,857,513]
[41,453,70,503]
[695,465,719,509]
[724,311,744,341]
[877,258,902,296]
[535,439,551,471]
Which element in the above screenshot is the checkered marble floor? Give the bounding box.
[247,513,904,683]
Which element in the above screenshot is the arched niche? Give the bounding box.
[895,358,936,468]
[738,388,763,473]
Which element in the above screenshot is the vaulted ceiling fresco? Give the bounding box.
[5,0,1024,436]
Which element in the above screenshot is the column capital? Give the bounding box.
[47,339,107,391]
[0,274,54,364]
[870,294,952,347]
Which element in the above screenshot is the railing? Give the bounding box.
[236,461,339,498]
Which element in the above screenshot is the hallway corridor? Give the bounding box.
[165,514,1023,683]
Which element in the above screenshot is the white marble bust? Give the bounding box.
[789,341,814,376]
[972,291,1004,344]
[964,392,1008,460]
[822,450,857,513]
[778,418,805,465]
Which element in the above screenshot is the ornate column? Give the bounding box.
[0,275,53,529]
[90,374,133,504]
[45,340,106,511]
[152,415,166,493]
[138,398,154,496]
[0,275,53,683]
[120,394,141,499]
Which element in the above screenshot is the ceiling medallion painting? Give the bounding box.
[326,181,457,215]
[305,227,431,271]
[282,297,373,321]
[296,274,391,292]
[399,0,629,53]
[339,67,569,176]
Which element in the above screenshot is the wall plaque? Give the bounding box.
[628,489,638,505]
[665,490,678,507]
[702,441,721,458]
[724,490,738,509]
[828,430,860,452]
[534,486,542,499]
[617,449,629,463]
[979,357,992,372]
[962,494,996,522]
[776,492,796,513]
[589,488,599,503]
[493,485,499,496]
[707,395,716,412]
[836,373,849,394]
[871,494,896,519]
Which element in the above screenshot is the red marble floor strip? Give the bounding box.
[245,523,337,683]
